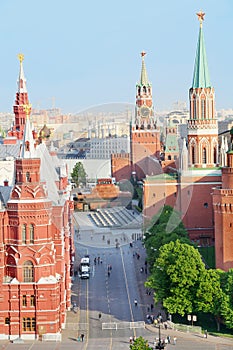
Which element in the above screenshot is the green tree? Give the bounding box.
[71,162,87,187]
[144,206,190,269]
[130,336,153,350]
[146,240,206,316]
[196,269,228,330]
[219,269,233,329]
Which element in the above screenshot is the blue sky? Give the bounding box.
[0,0,232,113]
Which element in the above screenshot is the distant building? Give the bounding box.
[87,135,129,159]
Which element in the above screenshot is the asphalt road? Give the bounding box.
[1,233,233,349]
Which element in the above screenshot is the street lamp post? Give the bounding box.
[155,324,165,349]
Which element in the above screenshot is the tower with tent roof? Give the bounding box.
[130,52,161,180]
[187,11,218,168]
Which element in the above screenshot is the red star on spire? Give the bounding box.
[196,11,205,23]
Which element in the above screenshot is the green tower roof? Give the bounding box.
[192,11,211,88]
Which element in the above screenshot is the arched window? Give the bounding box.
[213,147,217,164]
[23,261,34,282]
[25,141,30,152]
[29,224,34,244]
[203,147,207,164]
[191,146,195,165]
[22,224,26,244]
[26,172,30,182]
[193,100,196,119]
[201,99,206,119]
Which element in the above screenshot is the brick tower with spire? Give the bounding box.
[187,11,218,168]
[130,52,160,180]
[5,54,32,144]
[142,13,221,246]
[0,56,74,340]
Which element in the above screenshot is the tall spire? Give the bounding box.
[20,103,36,159]
[17,53,27,93]
[192,11,211,88]
[140,51,148,85]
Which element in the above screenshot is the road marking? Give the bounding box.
[84,279,89,350]
[120,247,134,322]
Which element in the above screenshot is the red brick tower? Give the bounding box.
[131,52,160,180]
[0,111,62,340]
[187,12,218,168]
[213,131,233,271]
[0,56,74,339]
[5,54,31,143]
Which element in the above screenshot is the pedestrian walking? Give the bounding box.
[134,299,138,306]
[173,336,177,345]
[98,312,102,320]
[150,303,154,311]
[80,333,84,342]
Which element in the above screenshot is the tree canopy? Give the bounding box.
[130,336,152,350]
[146,240,206,316]
[143,205,233,331]
[144,206,191,268]
[71,162,87,187]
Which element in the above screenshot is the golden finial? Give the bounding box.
[23,103,32,117]
[196,10,205,27]
[18,53,24,63]
[141,51,146,58]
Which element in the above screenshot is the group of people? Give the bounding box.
[94,256,102,265]
[154,336,176,347]
[146,312,164,325]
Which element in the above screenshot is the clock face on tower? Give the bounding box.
[140,106,150,117]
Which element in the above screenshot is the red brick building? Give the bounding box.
[0,55,74,340]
